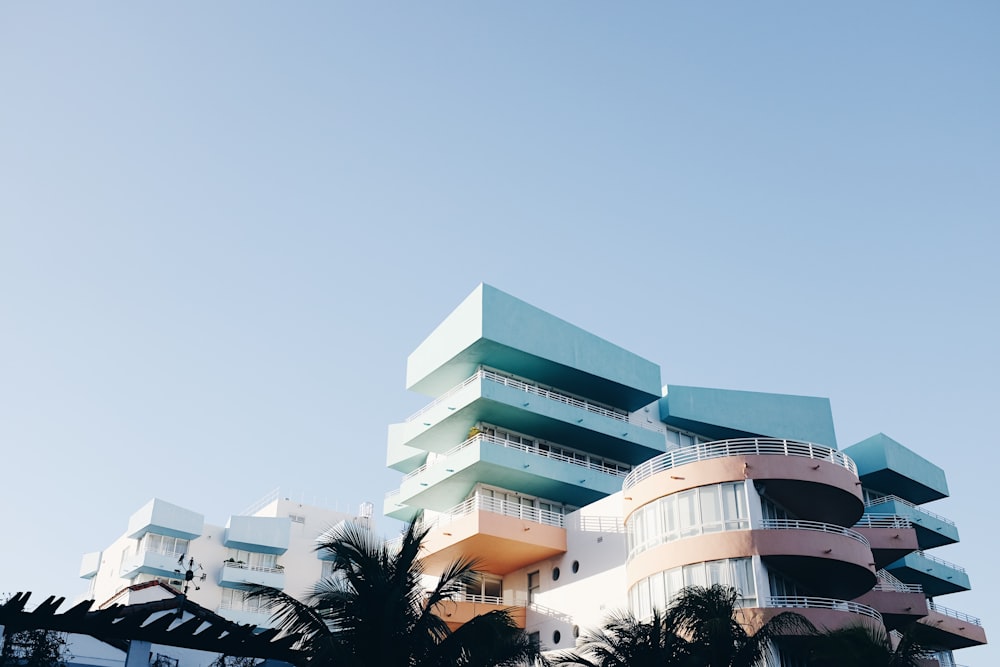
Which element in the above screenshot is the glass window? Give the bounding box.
[528,571,540,603]
[678,490,699,537]
[683,562,707,588]
[701,486,722,532]
[626,482,749,560]
[665,568,683,601]
[722,483,745,529]
[630,558,757,619]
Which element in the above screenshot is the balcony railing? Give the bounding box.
[759,518,870,546]
[931,651,967,667]
[405,368,662,433]
[624,438,857,489]
[218,599,267,613]
[458,594,511,605]
[223,561,284,574]
[854,513,912,529]
[766,596,882,622]
[927,600,982,626]
[136,545,186,558]
[401,432,631,484]
[873,569,923,593]
[569,515,626,533]
[914,550,966,573]
[863,495,956,527]
[427,494,565,532]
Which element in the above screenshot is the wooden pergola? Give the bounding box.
[0,592,302,665]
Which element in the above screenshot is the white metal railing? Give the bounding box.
[759,519,870,546]
[766,596,882,622]
[915,550,966,573]
[430,593,525,608]
[624,438,857,489]
[223,561,284,574]
[238,487,280,517]
[427,494,565,531]
[406,372,483,422]
[854,513,912,529]
[931,652,966,667]
[405,368,662,433]
[570,515,626,533]
[134,545,186,559]
[863,495,956,527]
[873,569,923,593]
[928,600,982,626]
[525,601,575,624]
[218,599,267,613]
[401,432,631,483]
[385,488,400,501]
[458,594,506,605]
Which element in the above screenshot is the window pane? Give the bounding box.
[650,571,666,612]
[701,487,722,532]
[683,562,707,588]
[678,491,699,536]
[666,568,683,602]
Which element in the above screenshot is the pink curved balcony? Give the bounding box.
[627,519,876,600]
[742,596,883,633]
[623,439,863,526]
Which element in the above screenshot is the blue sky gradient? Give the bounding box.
[2,3,997,662]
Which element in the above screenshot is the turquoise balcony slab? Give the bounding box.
[127,499,204,541]
[224,516,291,555]
[844,434,948,504]
[406,284,661,411]
[885,551,971,597]
[218,562,285,589]
[393,435,626,513]
[392,372,665,466]
[384,492,422,523]
[659,386,837,447]
[387,435,428,473]
[863,499,959,549]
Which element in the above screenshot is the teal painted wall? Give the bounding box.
[406,284,662,410]
[659,385,838,447]
[844,433,949,503]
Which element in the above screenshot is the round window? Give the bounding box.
[572,560,580,574]
[552,567,561,581]
[553,630,562,644]
[573,625,580,638]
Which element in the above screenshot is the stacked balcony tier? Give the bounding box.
[623,439,878,631]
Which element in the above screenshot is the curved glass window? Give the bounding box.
[626,481,749,560]
[628,557,757,619]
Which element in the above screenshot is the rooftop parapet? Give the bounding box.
[406,284,661,411]
[843,433,949,504]
[659,385,838,447]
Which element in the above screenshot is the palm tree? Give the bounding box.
[805,622,936,667]
[245,520,539,667]
[549,609,692,667]
[666,585,813,667]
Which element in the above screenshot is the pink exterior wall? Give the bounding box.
[624,454,863,525]
[420,510,567,576]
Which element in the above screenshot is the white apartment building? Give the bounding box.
[79,490,373,627]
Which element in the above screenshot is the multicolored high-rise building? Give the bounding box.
[384,284,986,665]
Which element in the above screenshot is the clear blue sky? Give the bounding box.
[1,2,997,662]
